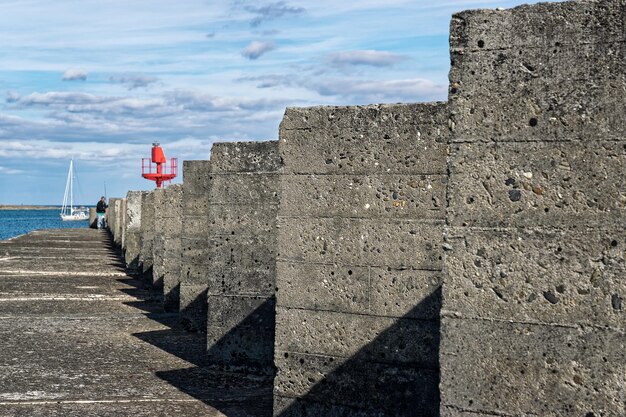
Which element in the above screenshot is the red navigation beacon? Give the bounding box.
[141,142,178,188]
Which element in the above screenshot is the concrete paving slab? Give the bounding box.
[0,229,272,416]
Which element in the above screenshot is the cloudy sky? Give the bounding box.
[0,0,554,205]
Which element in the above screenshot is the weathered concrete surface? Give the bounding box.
[152,185,183,311]
[179,161,211,331]
[442,1,626,416]
[274,103,447,417]
[124,191,145,273]
[0,229,272,417]
[107,197,126,248]
[206,141,280,374]
[139,191,156,278]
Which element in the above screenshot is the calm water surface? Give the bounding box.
[0,209,90,240]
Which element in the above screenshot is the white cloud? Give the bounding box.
[0,166,23,175]
[0,138,214,163]
[236,74,294,88]
[328,50,408,67]
[315,78,446,102]
[62,69,88,81]
[15,92,110,106]
[241,40,276,60]
[109,74,159,90]
[6,91,20,103]
[244,1,305,27]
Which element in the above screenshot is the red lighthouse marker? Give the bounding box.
[141,143,178,188]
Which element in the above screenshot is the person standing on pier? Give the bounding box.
[96,196,108,229]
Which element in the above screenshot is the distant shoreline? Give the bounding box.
[0,205,63,210]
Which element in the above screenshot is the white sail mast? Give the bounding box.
[61,160,72,215]
[70,159,74,212]
[60,159,88,221]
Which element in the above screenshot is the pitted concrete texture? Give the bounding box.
[206,141,280,374]
[0,229,272,417]
[152,185,183,311]
[107,198,119,242]
[139,191,156,277]
[180,161,211,331]
[443,227,625,329]
[448,0,626,143]
[447,141,626,229]
[274,103,447,416]
[442,1,626,416]
[440,318,624,417]
[279,103,448,175]
[124,191,146,272]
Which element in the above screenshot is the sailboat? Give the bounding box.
[60,159,88,221]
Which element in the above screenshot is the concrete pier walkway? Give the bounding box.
[0,229,271,417]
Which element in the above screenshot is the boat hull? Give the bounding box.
[60,213,89,221]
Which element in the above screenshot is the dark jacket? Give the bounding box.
[96,200,108,213]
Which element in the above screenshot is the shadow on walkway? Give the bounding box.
[112,245,273,416]
[110,232,441,417]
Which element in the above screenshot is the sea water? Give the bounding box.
[0,209,89,240]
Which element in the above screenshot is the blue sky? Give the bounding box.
[0,0,557,205]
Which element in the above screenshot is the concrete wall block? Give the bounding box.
[208,203,278,235]
[449,77,626,145]
[120,198,127,250]
[180,262,209,284]
[141,191,156,222]
[179,283,208,332]
[156,201,183,221]
[207,294,274,331]
[162,236,182,253]
[443,227,626,328]
[181,246,207,265]
[163,272,181,312]
[113,199,123,245]
[125,191,145,231]
[280,174,446,219]
[369,267,442,320]
[157,233,182,250]
[447,141,626,228]
[449,37,625,143]
[275,307,439,366]
[162,257,182,279]
[152,187,167,208]
[107,198,120,240]
[280,102,449,135]
[156,217,182,237]
[280,106,448,176]
[276,262,442,319]
[183,160,211,183]
[181,193,209,217]
[278,217,444,269]
[139,192,156,264]
[452,42,625,92]
[152,235,165,284]
[210,140,281,173]
[124,232,141,271]
[276,261,370,314]
[440,318,625,417]
[449,1,625,53]
[181,215,208,236]
[209,173,280,204]
[273,352,439,416]
[206,295,276,371]
[207,234,277,269]
[181,237,209,264]
[206,263,275,296]
[183,162,211,195]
